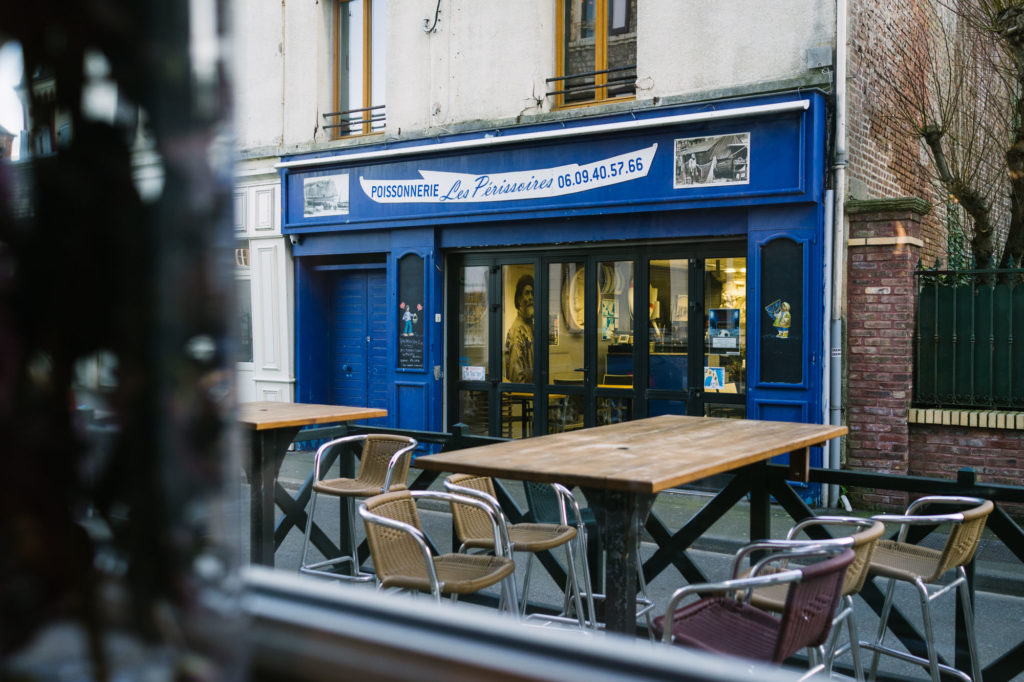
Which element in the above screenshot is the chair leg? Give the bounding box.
[563,539,586,629]
[299,487,320,572]
[345,496,360,577]
[300,491,373,581]
[914,578,942,682]
[868,577,898,682]
[636,543,655,640]
[866,575,978,682]
[519,553,534,615]
[843,597,866,682]
[956,569,982,682]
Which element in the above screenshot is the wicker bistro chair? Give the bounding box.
[654,544,856,681]
[300,434,417,582]
[358,490,519,611]
[522,480,654,634]
[861,495,994,682]
[444,473,589,630]
[740,517,885,681]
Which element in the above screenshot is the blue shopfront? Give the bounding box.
[280,91,830,491]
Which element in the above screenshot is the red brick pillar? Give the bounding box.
[844,198,928,507]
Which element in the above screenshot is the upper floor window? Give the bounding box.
[552,0,636,108]
[328,0,386,137]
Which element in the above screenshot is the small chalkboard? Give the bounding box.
[398,254,425,369]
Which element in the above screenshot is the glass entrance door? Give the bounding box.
[451,246,746,438]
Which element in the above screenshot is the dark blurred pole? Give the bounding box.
[0,0,241,679]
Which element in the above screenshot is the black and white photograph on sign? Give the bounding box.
[303,173,349,217]
[673,133,750,188]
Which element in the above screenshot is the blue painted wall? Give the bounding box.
[284,91,829,471]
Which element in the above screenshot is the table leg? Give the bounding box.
[582,488,654,635]
[245,427,299,566]
[746,461,771,543]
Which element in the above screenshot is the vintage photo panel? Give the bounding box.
[303,173,350,217]
[674,133,750,188]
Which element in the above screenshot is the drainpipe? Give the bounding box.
[822,189,834,508]
[280,0,286,147]
[829,0,849,509]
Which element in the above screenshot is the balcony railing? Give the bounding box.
[546,65,636,105]
[323,105,386,136]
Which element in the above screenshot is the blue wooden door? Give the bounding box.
[332,269,389,425]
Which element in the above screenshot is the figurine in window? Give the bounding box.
[772,301,791,338]
[504,275,534,382]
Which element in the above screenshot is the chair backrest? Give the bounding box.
[446,473,503,545]
[788,517,884,597]
[841,520,885,595]
[523,480,563,524]
[935,498,994,577]
[361,490,430,583]
[773,548,855,662]
[355,434,417,491]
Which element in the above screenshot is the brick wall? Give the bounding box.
[845,199,1022,514]
[844,199,926,509]
[847,0,947,265]
[908,424,1024,484]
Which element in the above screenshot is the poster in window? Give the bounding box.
[398,254,425,369]
[760,238,802,384]
[708,308,740,353]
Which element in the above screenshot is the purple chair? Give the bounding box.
[653,544,855,679]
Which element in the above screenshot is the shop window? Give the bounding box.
[760,240,802,384]
[236,240,253,364]
[237,278,253,364]
[328,0,386,137]
[552,0,636,107]
[397,253,425,370]
[704,257,746,417]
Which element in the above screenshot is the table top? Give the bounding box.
[415,415,846,494]
[238,401,387,431]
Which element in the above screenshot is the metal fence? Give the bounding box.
[281,422,1024,682]
[914,262,1024,409]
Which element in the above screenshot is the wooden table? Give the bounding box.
[239,401,387,566]
[414,414,846,634]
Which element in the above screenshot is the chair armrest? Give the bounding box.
[905,495,988,515]
[381,440,418,491]
[661,569,802,643]
[871,511,969,543]
[788,515,881,539]
[312,434,364,480]
[730,539,852,579]
[549,482,584,527]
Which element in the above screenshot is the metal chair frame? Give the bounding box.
[299,434,417,582]
[444,475,589,630]
[523,480,653,634]
[861,495,993,682]
[659,543,855,681]
[358,490,519,613]
[743,516,884,681]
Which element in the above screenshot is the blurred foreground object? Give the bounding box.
[0,1,240,679]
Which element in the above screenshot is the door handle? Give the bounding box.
[342,364,353,372]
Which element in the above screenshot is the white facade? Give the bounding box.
[231,0,836,403]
